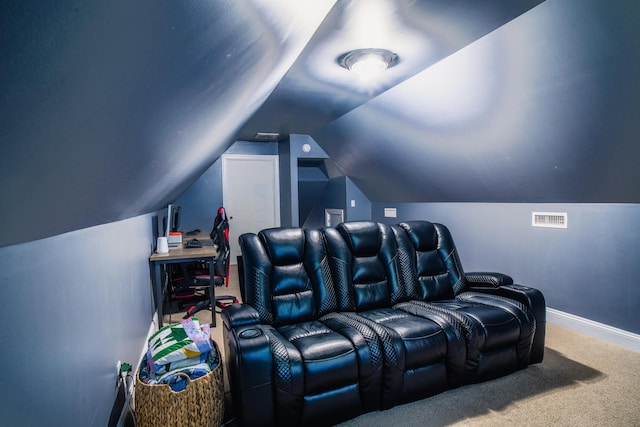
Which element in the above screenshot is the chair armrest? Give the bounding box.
[465,272,514,288]
[222,303,260,329]
[222,305,276,425]
[462,282,546,364]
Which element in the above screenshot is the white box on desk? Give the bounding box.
[167,232,182,248]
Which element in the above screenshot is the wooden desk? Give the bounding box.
[149,244,218,327]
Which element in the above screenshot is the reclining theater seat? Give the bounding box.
[222,227,385,427]
[394,220,544,383]
[223,221,546,426]
[323,222,467,409]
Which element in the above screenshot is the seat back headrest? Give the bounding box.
[336,221,381,257]
[240,227,337,326]
[399,220,467,298]
[259,228,305,265]
[400,221,438,251]
[327,221,407,310]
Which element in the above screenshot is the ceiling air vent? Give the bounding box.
[254,132,281,141]
[532,212,568,229]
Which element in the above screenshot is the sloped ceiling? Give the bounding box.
[311,0,640,203]
[240,0,640,205]
[3,0,639,247]
[238,0,544,140]
[0,0,335,247]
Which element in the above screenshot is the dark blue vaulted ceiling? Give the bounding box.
[2,0,640,247]
[0,0,334,246]
[312,0,640,203]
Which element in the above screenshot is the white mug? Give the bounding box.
[156,236,169,253]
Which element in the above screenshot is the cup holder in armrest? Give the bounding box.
[239,328,262,339]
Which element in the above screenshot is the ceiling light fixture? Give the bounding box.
[338,48,398,77]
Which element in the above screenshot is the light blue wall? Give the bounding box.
[345,177,372,222]
[281,134,331,227]
[177,135,372,231]
[0,213,156,426]
[372,202,640,335]
[173,156,224,234]
[298,167,329,226]
[174,141,279,232]
[278,138,295,227]
[303,177,347,228]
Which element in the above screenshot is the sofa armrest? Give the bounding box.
[222,309,276,426]
[463,282,546,364]
[222,302,260,329]
[465,272,514,288]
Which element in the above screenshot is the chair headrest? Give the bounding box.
[259,228,305,266]
[399,221,438,251]
[337,221,381,257]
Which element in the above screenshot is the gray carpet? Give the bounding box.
[164,268,640,426]
[338,323,640,426]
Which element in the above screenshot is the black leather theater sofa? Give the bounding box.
[222,221,545,426]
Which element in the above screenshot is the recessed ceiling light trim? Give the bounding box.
[337,48,399,75]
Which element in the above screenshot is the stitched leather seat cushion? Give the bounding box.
[356,308,448,368]
[430,300,520,350]
[277,321,359,394]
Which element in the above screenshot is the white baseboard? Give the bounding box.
[547,308,640,353]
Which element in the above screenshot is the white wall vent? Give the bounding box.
[325,209,344,227]
[254,132,281,140]
[532,212,568,229]
[384,207,397,218]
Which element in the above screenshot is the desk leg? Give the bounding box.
[209,258,216,327]
[153,262,164,328]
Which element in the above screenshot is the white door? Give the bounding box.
[222,154,280,261]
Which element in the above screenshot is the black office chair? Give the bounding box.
[170,207,238,319]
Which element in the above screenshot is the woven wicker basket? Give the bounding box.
[135,341,224,427]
